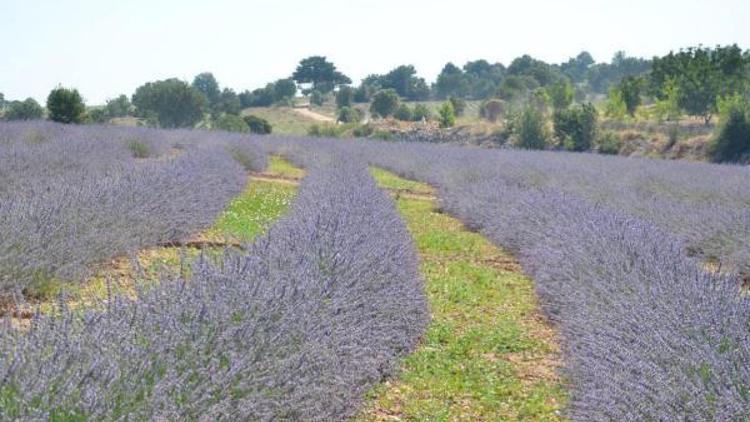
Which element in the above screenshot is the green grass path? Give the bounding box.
[358,168,564,421]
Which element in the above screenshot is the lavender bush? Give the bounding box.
[343,139,750,420]
[0,122,266,295]
[0,148,427,420]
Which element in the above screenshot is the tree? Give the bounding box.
[507,55,560,86]
[497,75,539,102]
[217,88,241,115]
[553,103,598,151]
[653,78,682,121]
[214,114,249,133]
[515,106,548,150]
[438,101,456,128]
[292,56,351,93]
[435,63,468,99]
[650,45,748,125]
[105,95,131,117]
[709,107,750,163]
[379,65,430,100]
[47,87,86,124]
[88,108,110,124]
[336,86,353,109]
[370,89,400,118]
[192,72,221,108]
[274,78,297,101]
[480,99,504,122]
[239,85,275,108]
[132,78,206,128]
[394,104,413,121]
[546,79,574,111]
[0,92,5,110]
[618,76,643,116]
[5,98,44,120]
[561,51,595,83]
[243,115,273,134]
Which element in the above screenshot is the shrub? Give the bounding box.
[352,124,374,137]
[546,79,574,111]
[597,131,622,154]
[480,99,504,122]
[710,108,750,163]
[372,129,394,140]
[437,101,456,128]
[448,97,466,117]
[214,114,249,133]
[337,106,362,123]
[412,104,432,121]
[46,87,86,124]
[88,108,110,124]
[605,86,627,119]
[515,106,548,150]
[370,89,400,118]
[5,98,44,120]
[553,103,598,151]
[243,115,273,134]
[308,123,344,138]
[394,104,413,121]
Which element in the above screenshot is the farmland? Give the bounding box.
[1,120,747,420]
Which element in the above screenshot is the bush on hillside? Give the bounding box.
[515,106,548,150]
[553,103,598,151]
[214,114,249,133]
[710,108,750,163]
[370,89,400,118]
[394,104,413,121]
[47,87,86,124]
[412,104,432,121]
[243,115,273,134]
[4,98,44,120]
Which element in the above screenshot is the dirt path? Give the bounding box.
[292,107,336,122]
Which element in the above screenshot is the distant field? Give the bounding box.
[242,105,335,135]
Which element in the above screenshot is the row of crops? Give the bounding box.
[1,121,749,419]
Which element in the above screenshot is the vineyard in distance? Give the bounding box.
[1,2,750,421]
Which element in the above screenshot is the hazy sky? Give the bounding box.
[1,0,748,104]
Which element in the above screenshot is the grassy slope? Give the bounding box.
[359,168,564,421]
[242,106,337,136]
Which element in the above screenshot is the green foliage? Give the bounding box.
[335,86,353,109]
[709,108,750,163]
[587,50,651,93]
[46,87,86,124]
[448,97,466,117]
[507,54,561,86]
[437,101,456,128]
[105,95,131,117]
[546,79,574,111]
[4,98,44,120]
[378,65,430,101]
[243,115,273,134]
[191,72,221,107]
[217,88,241,115]
[479,99,504,122]
[653,78,682,122]
[239,85,275,108]
[372,130,394,140]
[597,131,622,155]
[352,124,374,137]
[561,51,595,83]
[88,108,109,124]
[310,90,326,106]
[370,89,400,118]
[273,78,297,101]
[307,123,346,138]
[435,63,469,99]
[650,45,748,125]
[337,106,362,123]
[618,76,643,116]
[717,93,750,120]
[394,104,414,121]
[292,56,351,93]
[132,78,206,128]
[0,92,4,110]
[497,75,539,102]
[412,104,432,121]
[515,106,548,150]
[214,114,249,133]
[605,87,627,119]
[553,103,598,151]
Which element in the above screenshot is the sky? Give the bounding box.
[1,0,748,104]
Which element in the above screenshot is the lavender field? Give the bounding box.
[0,122,749,420]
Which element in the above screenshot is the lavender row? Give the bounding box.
[0,122,266,295]
[0,149,427,420]
[340,139,750,420]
